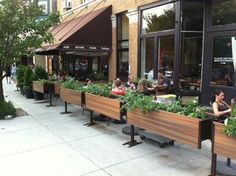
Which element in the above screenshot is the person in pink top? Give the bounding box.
[111,78,125,96]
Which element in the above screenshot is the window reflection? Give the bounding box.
[212,0,236,26]
[117,13,129,82]
[179,33,203,91]
[141,2,175,34]
[182,0,204,31]
[211,36,236,87]
[141,38,154,79]
[158,36,174,79]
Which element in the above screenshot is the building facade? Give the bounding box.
[36,0,236,105]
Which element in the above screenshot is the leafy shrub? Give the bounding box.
[23,66,33,88]
[0,101,16,119]
[121,91,167,113]
[33,66,48,81]
[121,91,207,119]
[224,105,236,137]
[62,77,84,92]
[83,83,110,97]
[38,79,54,86]
[16,65,26,88]
[224,117,236,137]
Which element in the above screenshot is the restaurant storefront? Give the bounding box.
[36,5,112,81]
[138,0,236,105]
[35,0,236,105]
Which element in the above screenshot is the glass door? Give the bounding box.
[157,35,175,80]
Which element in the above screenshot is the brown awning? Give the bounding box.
[36,5,112,55]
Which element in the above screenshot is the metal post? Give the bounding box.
[123,125,142,147]
[211,153,217,176]
[226,158,231,167]
[60,101,71,114]
[49,91,52,106]
[131,125,135,143]
[84,111,97,127]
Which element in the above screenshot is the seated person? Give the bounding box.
[111,78,125,96]
[125,76,136,90]
[211,89,231,123]
[147,68,171,95]
[156,68,171,92]
[147,69,153,80]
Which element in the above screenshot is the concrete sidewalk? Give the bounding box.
[0,80,219,176]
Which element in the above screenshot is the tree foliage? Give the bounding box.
[0,0,60,71]
[0,0,60,100]
[144,7,175,33]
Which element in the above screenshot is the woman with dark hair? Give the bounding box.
[5,66,11,84]
[211,89,231,123]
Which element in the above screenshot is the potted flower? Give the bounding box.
[122,91,212,149]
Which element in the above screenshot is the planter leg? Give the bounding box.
[60,102,71,114]
[123,125,142,147]
[46,91,55,107]
[226,158,231,167]
[211,153,217,176]
[84,111,97,127]
[107,117,111,126]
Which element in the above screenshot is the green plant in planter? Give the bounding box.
[39,79,54,86]
[224,117,236,137]
[16,65,26,88]
[121,91,167,113]
[23,67,33,88]
[33,66,48,81]
[181,100,207,119]
[83,83,110,97]
[0,100,16,119]
[223,105,236,137]
[62,77,83,91]
[121,91,207,119]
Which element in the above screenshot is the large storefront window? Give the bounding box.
[179,0,204,91]
[117,13,129,81]
[141,2,175,34]
[62,55,108,81]
[158,35,174,79]
[140,38,154,79]
[210,36,236,87]
[180,33,203,91]
[212,0,236,26]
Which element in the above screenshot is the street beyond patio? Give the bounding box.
[0,81,225,176]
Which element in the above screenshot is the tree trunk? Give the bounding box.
[0,72,4,102]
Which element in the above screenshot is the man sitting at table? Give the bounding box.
[148,68,171,95]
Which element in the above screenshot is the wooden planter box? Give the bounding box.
[33,81,49,94]
[60,88,83,106]
[213,122,236,159]
[127,109,212,149]
[85,93,122,121]
[54,82,61,95]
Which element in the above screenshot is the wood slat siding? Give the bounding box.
[60,88,81,106]
[85,93,121,121]
[54,83,60,95]
[127,110,202,148]
[213,122,236,159]
[33,81,44,93]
